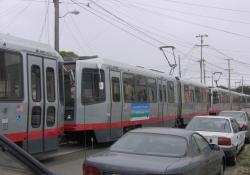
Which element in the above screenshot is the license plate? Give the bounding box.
[205,136,218,144]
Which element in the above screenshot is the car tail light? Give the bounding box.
[242,124,248,130]
[218,137,231,146]
[83,164,100,175]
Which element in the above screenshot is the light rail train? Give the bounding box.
[1,34,249,153]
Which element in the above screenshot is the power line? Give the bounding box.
[70,0,159,48]
[110,0,250,39]
[0,2,33,31]
[209,46,250,67]
[124,1,250,25]
[100,0,195,48]
[160,0,250,14]
[89,0,166,46]
[65,4,95,54]
[38,0,50,42]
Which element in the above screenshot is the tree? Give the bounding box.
[59,51,78,59]
[234,86,250,95]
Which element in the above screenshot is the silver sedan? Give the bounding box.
[83,127,225,175]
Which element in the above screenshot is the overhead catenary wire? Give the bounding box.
[70,0,159,48]
[122,0,250,25]
[98,0,194,48]
[0,2,33,31]
[159,0,250,14]
[88,0,167,46]
[38,0,50,42]
[109,0,250,39]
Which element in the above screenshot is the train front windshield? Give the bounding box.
[0,50,23,100]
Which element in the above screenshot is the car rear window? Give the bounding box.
[186,117,231,133]
[110,133,187,157]
[219,112,246,123]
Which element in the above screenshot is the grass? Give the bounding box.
[232,145,250,175]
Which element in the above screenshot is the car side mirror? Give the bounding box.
[210,144,220,151]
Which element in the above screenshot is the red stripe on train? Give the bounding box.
[4,127,63,143]
[64,112,208,131]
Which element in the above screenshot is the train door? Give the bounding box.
[109,70,122,139]
[158,79,163,126]
[43,59,58,152]
[27,55,58,154]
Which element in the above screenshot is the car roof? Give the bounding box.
[220,110,246,113]
[130,127,194,139]
[194,115,233,120]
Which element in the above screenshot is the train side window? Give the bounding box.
[46,107,55,127]
[112,77,120,102]
[147,78,157,103]
[213,92,219,104]
[31,107,41,128]
[46,67,56,102]
[123,73,135,103]
[195,88,203,103]
[0,51,23,100]
[81,69,105,104]
[159,84,163,102]
[184,85,189,103]
[163,85,167,102]
[189,88,195,103]
[31,65,41,102]
[167,81,175,103]
[135,75,147,102]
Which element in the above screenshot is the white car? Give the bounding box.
[186,115,245,165]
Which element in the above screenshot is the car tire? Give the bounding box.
[228,154,237,166]
[245,137,250,144]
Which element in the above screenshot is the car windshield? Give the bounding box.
[219,112,246,123]
[0,145,36,175]
[186,117,232,133]
[110,132,187,157]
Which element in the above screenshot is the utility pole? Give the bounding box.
[225,58,233,109]
[53,0,59,52]
[178,55,181,78]
[196,34,208,84]
[203,58,206,85]
[242,76,244,94]
[225,58,233,91]
[211,72,214,87]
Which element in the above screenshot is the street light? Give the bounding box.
[54,0,80,52]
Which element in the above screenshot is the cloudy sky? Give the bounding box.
[1,0,250,87]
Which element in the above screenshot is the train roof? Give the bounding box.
[211,87,248,96]
[179,79,207,88]
[74,57,208,88]
[0,33,62,59]
[77,57,177,80]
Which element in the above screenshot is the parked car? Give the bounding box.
[0,135,55,175]
[83,127,225,175]
[186,116,245,165]
[219,110,250,143]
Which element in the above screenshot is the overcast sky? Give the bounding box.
[1,0,250,87]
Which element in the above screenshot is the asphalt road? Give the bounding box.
[41,143,110,175]
[41,143,237,175]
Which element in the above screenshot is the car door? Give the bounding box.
[231,119,244,151]
[193,134,220,175]
[189,135,207,175]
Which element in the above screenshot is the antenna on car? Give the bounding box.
[159,46,177,75]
